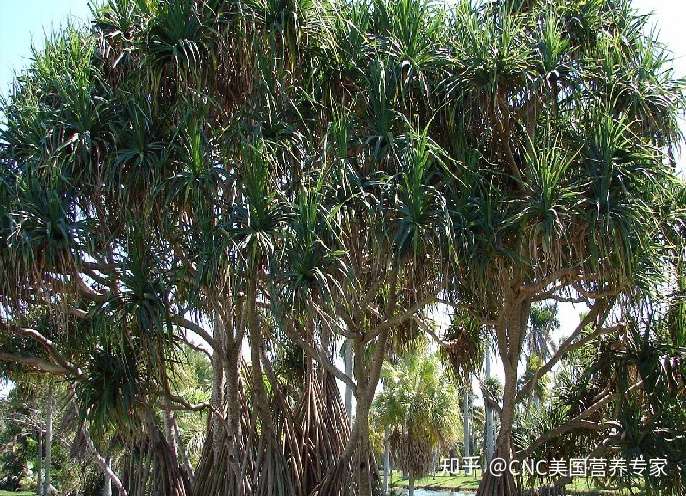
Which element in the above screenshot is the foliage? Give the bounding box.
[0,0,684,494]
[372,345,461,480]
[523,294,686,495]
[527,303,559,361]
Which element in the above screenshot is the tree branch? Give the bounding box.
[81,426,128,496]
[0,352,67,375]
[170,315,216,350]
[1,324,84,379]
[363,294,437,345]
[283,323,358,394]
[520,268,582,299]
[515,300,615,403]
[516,380,642,460]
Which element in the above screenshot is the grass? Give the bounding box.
[0,479,645,496]
[565,478,645,495]
[388,471,644,495]
[389,469,482,490]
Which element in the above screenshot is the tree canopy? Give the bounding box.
[0,0,685,495]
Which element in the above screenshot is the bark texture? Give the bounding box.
[477,291,529,496]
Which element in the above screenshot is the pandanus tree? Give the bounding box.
[0,0,684,496]
[436,1,685,494]
[518,283,686,495]
[310,126,452,495]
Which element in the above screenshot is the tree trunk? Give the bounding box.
[210,313,226,461]
[191,316,247,496]
[246,274,295,496]
[352,336,379,496]
[43,384,53,496]
[408,473,415,496]
[354,388,373,496]
[163,407,181,467]
[485,344,495,465]
[85,438,127,496]
[383,428,390,494]
[224,341,243,480]
[172,414,195,484]
[103,457,113,496]
[477,370,518,495]
[477,296,529,496]
[344,338,353,426]
[164,408,194,485]
[247,276,274,441]
[37,426,43,496]
[463,382,471,475]
[314,321,390,496]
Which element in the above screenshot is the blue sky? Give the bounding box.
[2,1,685,96]
[0,0,94,97]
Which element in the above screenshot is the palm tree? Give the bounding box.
[518,304,559,410]
[373,344,461,496]
[527,303,560,363]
